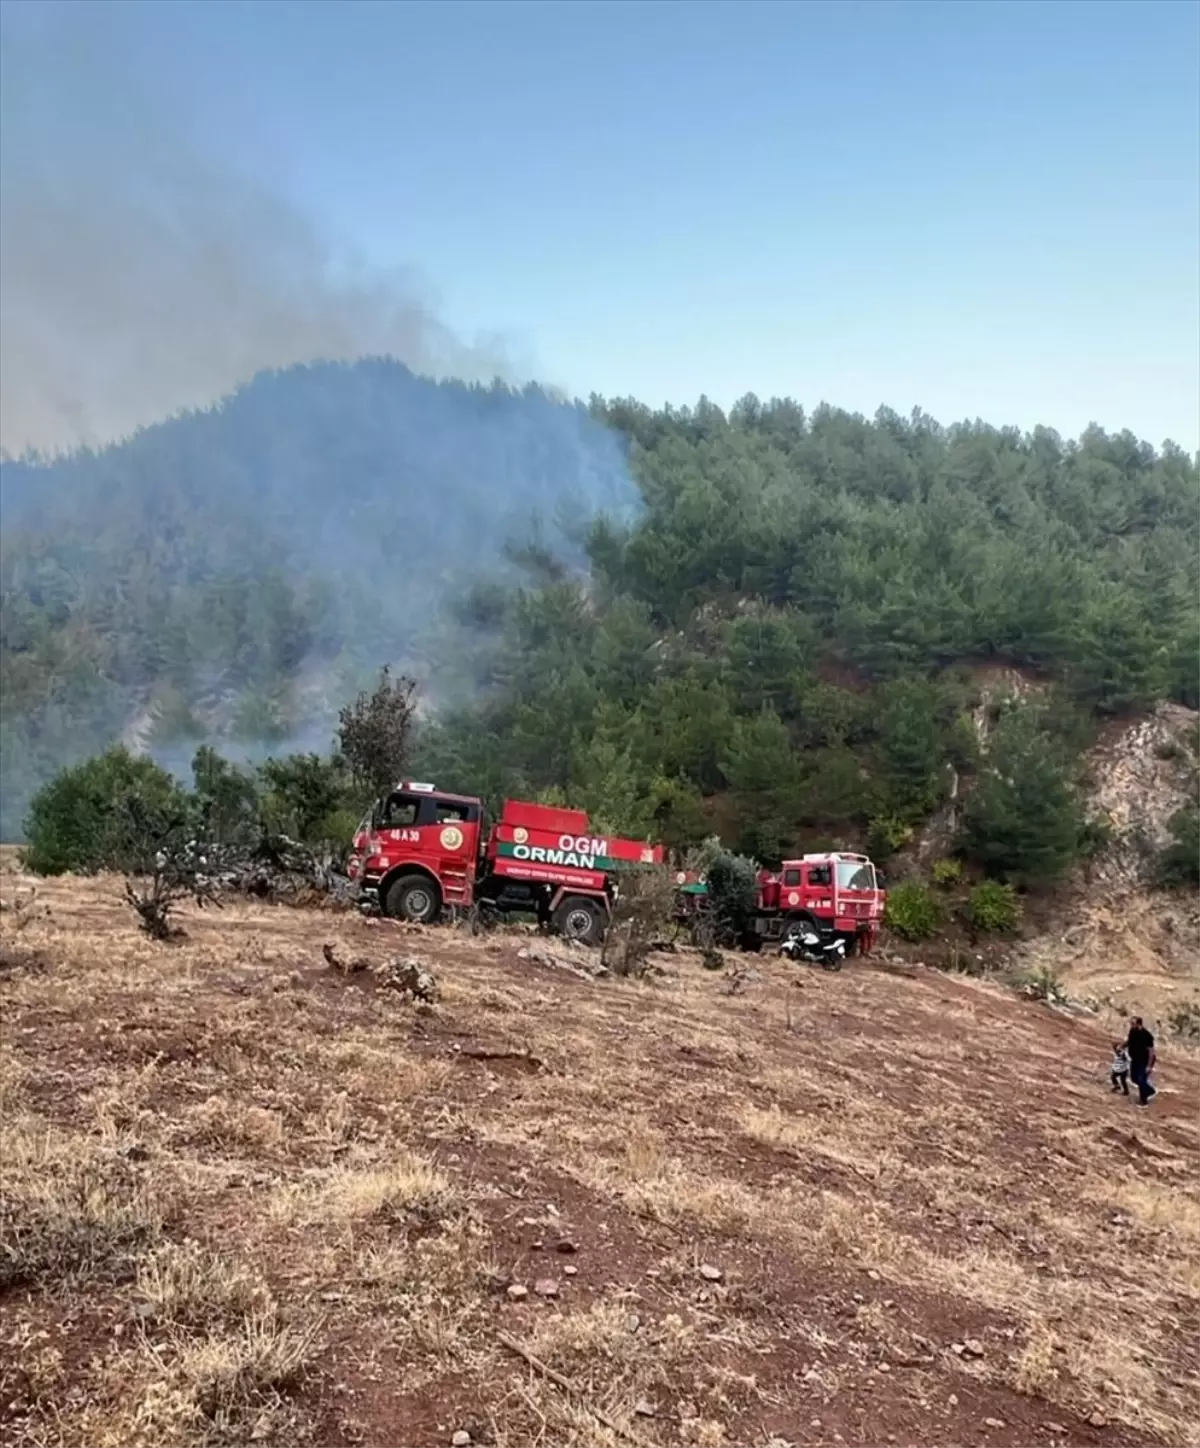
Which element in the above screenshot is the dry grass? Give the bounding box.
[2,864,1198,1448]
[134,1241,274,1328]
[559,1122,767,1235]
[1,1116,166,1288]
[1086,1170,1200,1247]
[272,1152,462,1228]
[1011,1317,1061,1397]
[181,1097,288,1156]
[79,1311,317,1448]
[736,1098,907,1178]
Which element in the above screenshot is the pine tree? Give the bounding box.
[962,707,1084,882]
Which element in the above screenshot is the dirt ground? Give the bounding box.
[2,865,1197,1448]
[1018,888,1200,1032]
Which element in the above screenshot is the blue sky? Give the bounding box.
[3,0,1198,450]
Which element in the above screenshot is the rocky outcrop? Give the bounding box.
[1083,702,1198,889]
[1012,702,1198,1025]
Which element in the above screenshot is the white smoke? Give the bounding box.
[0,2,514,454]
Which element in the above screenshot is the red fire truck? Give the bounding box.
[677,852,886,955]
[347,782,664,944]
[749,853,884,953]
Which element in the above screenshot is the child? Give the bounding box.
[1110,1040,1130,1096]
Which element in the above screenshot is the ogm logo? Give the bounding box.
[513,827,529,844]
[440,825,464,851]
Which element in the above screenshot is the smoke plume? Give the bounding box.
[0,6,644,840]
[0,3,512,455]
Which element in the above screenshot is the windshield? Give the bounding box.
[837,860,875,891]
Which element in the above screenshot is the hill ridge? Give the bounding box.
[2,364,1197,864]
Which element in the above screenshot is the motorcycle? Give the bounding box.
[779,927,846,971]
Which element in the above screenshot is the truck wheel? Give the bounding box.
[785,913,818,941]
[382,873,442,924]
[552,896,605,946]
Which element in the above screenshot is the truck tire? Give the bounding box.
[551,896,605,946]
[382,873,442,924]
[784,913,818,941]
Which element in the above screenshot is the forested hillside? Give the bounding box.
[418,398,1199,867]
[0,361,638,836]
[2,361,1197,860]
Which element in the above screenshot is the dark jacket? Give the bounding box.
[1126,1025,1154,1069]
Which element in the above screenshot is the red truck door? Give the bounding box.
[423,795,479,905]
[778,861,833,920]
[371,787,483,911]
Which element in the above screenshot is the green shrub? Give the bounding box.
[20,749,188,876]
[883,881,943,941]
[1156,806,1199,889]
[702,845,760,942]
[315,807,365,847]
[1167,1002,1200,1040]
[867,815,912,861]
[931,858,963,888]
[191,746,260,846]
[259,754,363,844]
[944,944,987,977]
[1078,813,1114,860]
[944,713,982,772]
[967,880,1021,933]
[1014,965,1066,1004]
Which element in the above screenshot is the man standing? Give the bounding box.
[1125,1017,1157,1106]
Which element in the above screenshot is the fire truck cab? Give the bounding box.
[348,781,485,923]
[750,852,884,954]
